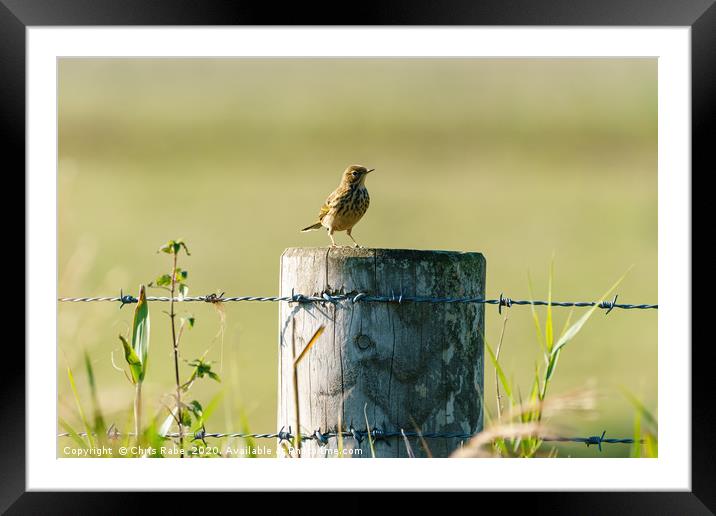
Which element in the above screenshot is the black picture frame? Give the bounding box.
[5,0,708,511]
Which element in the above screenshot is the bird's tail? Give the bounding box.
[301,222,323,232]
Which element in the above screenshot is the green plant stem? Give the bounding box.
[169,252,184,457]
[495,314,508,421]
[134,381,142,447]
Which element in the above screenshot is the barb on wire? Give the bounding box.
[540,430,640,452]
[58,290,658,312]
[57,428,642,451]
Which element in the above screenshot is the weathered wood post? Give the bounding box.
[278,248,485,457]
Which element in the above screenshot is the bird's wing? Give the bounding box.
[317,187,345,221]
[317,204,330,221]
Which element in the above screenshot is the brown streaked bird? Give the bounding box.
[301,164,375,247]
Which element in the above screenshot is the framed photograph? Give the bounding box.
[8,0,707,510]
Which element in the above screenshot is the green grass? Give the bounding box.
[57,58,657,457]
[478,265,657,458]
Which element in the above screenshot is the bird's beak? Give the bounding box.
[366,168,375,173]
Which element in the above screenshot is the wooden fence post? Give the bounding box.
[277,247,486,457]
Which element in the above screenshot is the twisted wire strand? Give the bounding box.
[57,292,658,311]
[58,429,642,448]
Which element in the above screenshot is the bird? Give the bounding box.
[301,164,375,247]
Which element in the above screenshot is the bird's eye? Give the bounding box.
[352,171,358,176]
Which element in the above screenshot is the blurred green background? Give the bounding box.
[58,58,657,457]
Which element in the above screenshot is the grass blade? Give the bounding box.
[294,325,325,367]
[67,364,95,448]
[644,433,658,458]
[545,259,554,353]
[336,409,344,458]
[492,314,509,420]
[544,349,561,385]
[400,429,416,458]
[527,271,547,361]
[84,351,106,435]
[540,269,630,401]
[486,341,513,402]
[527,363,541,419]
[550,269,629,357]
[292,325,325,456]
[190,391,224,432]
[559,306,575,340]
[363,402,376,458]
[409,415,432,458]
[238,408,257,458]
[631,410,642,458]
[620,387,658,431]
[59,417,89,451]
[158,411,176,437]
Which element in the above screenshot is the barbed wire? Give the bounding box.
[57,427,641,451]
[57,289,653,453]
[58,290,657,313]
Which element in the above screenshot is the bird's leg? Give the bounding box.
[328,228,337,247]
[347,228,361,248]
